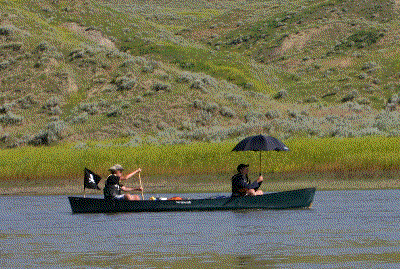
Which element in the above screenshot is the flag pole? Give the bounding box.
[138,172,144,200]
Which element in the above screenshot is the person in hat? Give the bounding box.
[231,164,263,197]
[103,164,143,200]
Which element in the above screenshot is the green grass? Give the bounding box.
[1,136,400,192]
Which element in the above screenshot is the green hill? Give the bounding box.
[1,0,400,148]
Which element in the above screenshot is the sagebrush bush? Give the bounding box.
[70,112,89,124]
[265,110,280,120]
[152,82,171,92]
[0,61,10,70]
[220,106,236,118]
[114,75,137,91]
[274,90,288,99]
[105,106,122,117]
[28,120,66,146]
[17,95,36,109]
[0,25,17,36]
[228,93,249,108]
[341,90,359,102]
[0,102,15,114]
[78,102,99,115]
[0,112,23,125]
[0,42,23,51]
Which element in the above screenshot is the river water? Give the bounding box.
[0,189,399,268]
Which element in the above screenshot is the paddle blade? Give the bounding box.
[84,168,101,190]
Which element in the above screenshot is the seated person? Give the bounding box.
[103,164,143,200]
[231,164,263,197]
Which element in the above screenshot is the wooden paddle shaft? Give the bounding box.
[138,172,144,200]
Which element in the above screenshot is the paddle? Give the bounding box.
[138,172,144,200]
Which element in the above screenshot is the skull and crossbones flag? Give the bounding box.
[84,168,101,190]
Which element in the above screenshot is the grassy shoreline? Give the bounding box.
[1,136,400,195]
[1,170,399,196]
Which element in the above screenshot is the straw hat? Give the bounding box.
[109,164,124,172]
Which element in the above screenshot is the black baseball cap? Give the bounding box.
[237,164,249,172]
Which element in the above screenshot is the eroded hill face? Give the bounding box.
[0,0,400,148]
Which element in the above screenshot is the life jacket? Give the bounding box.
[168,196,183,201]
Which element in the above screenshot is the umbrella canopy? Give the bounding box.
[232,135,289,175]
[232,135,289,152]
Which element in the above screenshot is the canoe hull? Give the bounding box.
[68,188,316,214]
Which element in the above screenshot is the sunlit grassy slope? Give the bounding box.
[1,0,400,161]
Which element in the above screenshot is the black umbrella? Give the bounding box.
[232,135,289,175]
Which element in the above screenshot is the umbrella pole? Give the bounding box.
[259,151,262,176]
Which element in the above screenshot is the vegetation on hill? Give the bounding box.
[0,0,400,149]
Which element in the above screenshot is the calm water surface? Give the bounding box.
[0,190,399,268]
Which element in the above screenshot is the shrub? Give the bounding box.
[133,96,143,103]
[43,97,60,108]
[357,97,371,105]
[273,90,288,99]
[220,106,236,118]
[34,42,52,53]
[388,94,399,105]
[78,102,99,115]
[0,102,15,114]
[194,111,213,126]
[120,59,136,68]
[373,111,400,131]
[70,112,89,124]
[144,136,160,145]
[0,25,17,36]
[358,72,368,79]
[221,92,250,108]
[0,112,23,125]
[0,42,23,51]
[17,95,36,109]
[121,136,142,147]
[334,30,384,50]
[42,97,62,115]
[152,82,170,92]
[341,90,359,102]
[105,106,122,117]
[265,110,280,120]
[361,61,378,70]
[245,112,265,123]
[114,76,137,91]
[120,101,130,109]
[0,61,10,70]
[190,79,204,89]
[193,99,219,113]
[69,49,86,60]
[303,96,318,103]
[203,102,219,113]
[177,72,218,88]
[141,65,154,73]
[245,91,269,99]
[156,122,168,130]
[28,120,66,146]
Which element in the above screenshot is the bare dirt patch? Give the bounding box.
[63,22,116,49]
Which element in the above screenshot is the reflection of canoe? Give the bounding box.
[68,188,316,214]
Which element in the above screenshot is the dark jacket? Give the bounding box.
[103,174,122,199]
[231,173,261,196]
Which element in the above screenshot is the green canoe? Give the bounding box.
[68,187,316,214]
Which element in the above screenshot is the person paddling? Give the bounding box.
[103,164,143,200]
[231,164,263,197]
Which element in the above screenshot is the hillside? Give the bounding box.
[1,0,400,148]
